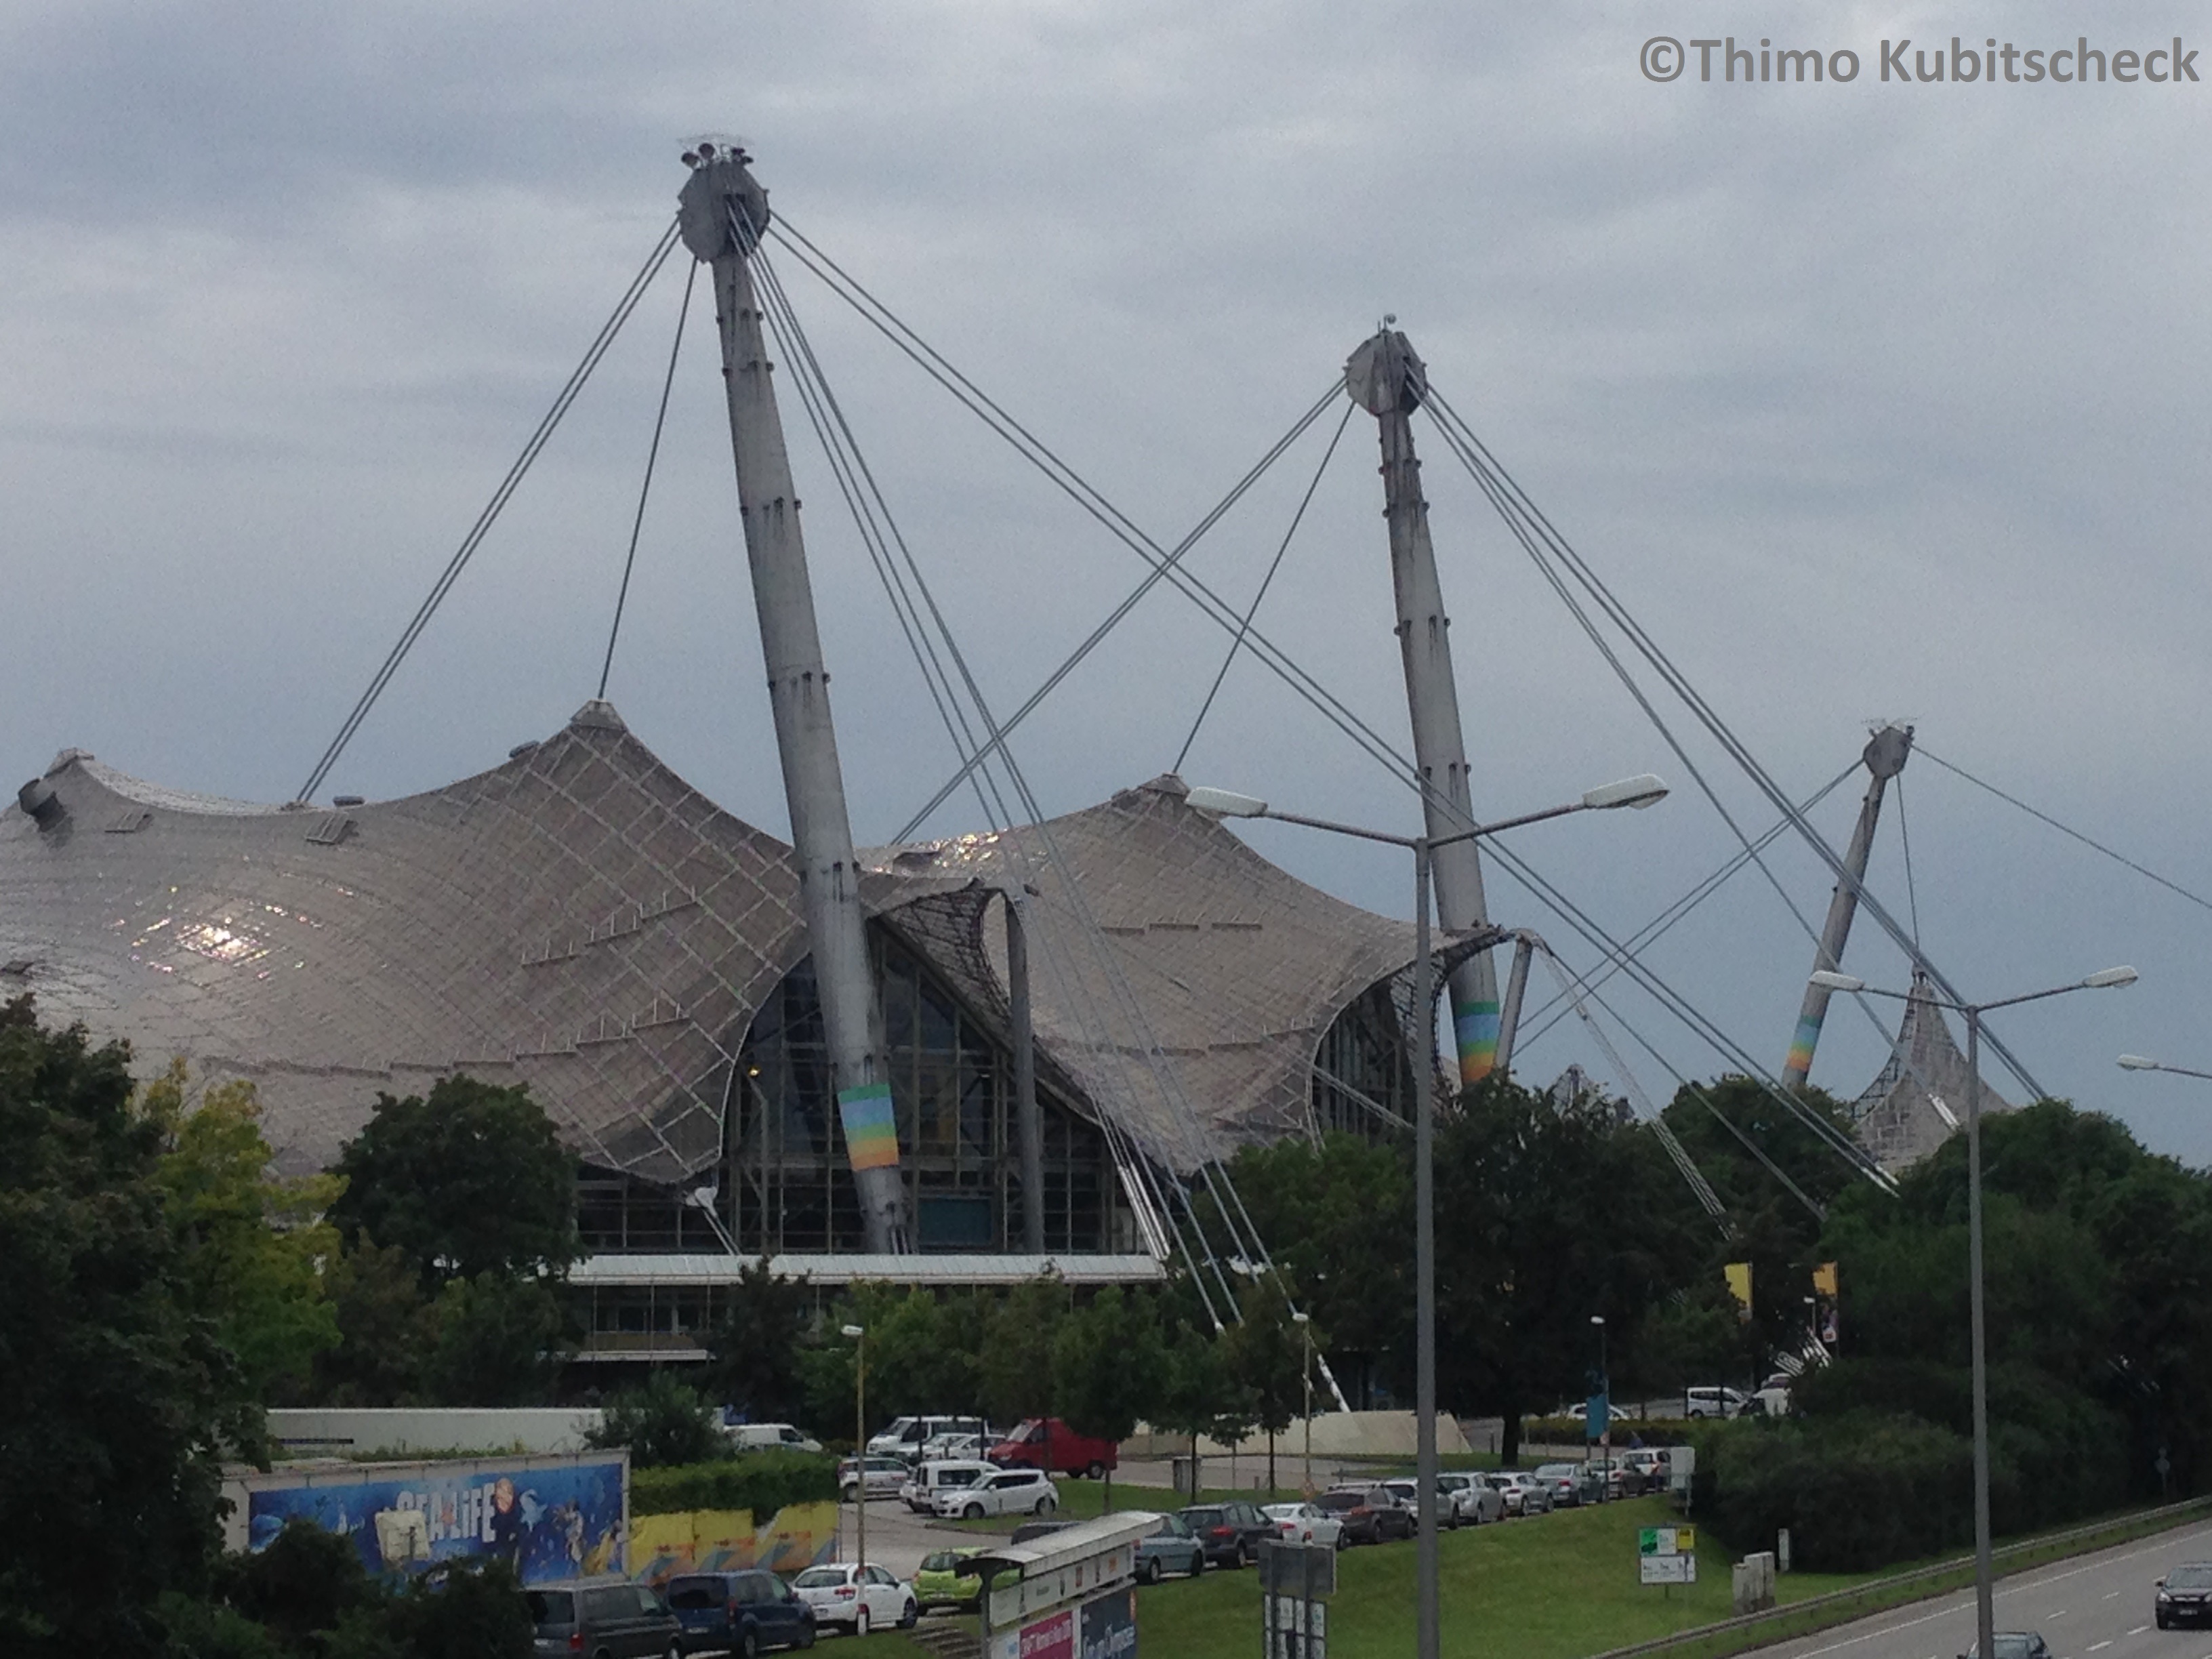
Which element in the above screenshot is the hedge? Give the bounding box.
[632,1450,838,1518]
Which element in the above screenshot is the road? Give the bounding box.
[1748,1519,2212,1659]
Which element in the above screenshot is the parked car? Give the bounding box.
[987,1417,1120,1478]
[933,1465,1060,1519]
[1137,1513,1208,1581]
[918,1430,986,1465]
[724,1422,823,1455]
[836,1454,909,1502]
[1620,1448,1671,1489]
[1436,1473,1504,1525]
[1178,1500,1277,1568]
[1683,1386,1750,1420]
[1532,1462,1603,1507]
[914,1548,985,1614]
[527,1579,684,1659]
[1376,1479,1462,1529]
[1261,1501,1345,1549]
[1961,1636,2052,1659]
[1483,1471,1552,1516]
[901,1458,998,1514]
[1315,1486,1416,1545]
[2157,1562,2212,1629]
[868,1414,989,1462]
[661,1569,816,1655]
[790,1563,917,1639]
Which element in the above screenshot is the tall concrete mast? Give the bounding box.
[679,145,909,1254]
[1782,723,1914,1088]
[1347,328,1501,1087]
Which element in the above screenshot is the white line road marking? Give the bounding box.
[2105,1590,2122,1599]
[2127,1626,2148,1635]
[2088,1641,2112,1652]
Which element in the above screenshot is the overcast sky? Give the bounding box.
[5,1,2209,1168]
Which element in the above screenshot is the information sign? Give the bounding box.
[1637,1525,1695,1557]
[1639,1555,1698,1585]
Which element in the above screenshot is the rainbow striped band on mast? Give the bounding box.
[1784,1012,1824,1086]
[837,1082,901,1172]
[1455,994,1500,1084]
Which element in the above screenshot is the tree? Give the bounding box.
[589,1373,730,1469]
[1433,1078,1698,1464]
[1151,1315,1252,1498]
[1216,1133,1411,1407]
[980,1275,1070,1473]
[1054,1288,1166,1509]
[329,1077,579,1287]
[0,996,256,1654]
[142,1064,344,1403]
[416,1272,569,1407]
[215,1516,380,1652]
[309,1235,437,1407]
[701,1258,813,1422]
[1221,1288,1311,1494]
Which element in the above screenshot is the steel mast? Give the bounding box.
[1782,722,1914,1088]
[678,144,909,1254]
[1347,327,1501,1086]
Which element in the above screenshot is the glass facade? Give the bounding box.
[1310,981,1418,1137]
[579,926,1124,1255]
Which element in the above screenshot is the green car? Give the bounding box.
[914,1548,985,1613]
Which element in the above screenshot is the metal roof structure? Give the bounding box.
[1,701,1471,1193]
[1851,972,2014,1172]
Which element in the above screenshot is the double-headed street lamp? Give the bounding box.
[1189,771,1668,1659]
[1807,962,2137,1659]
[2118,1054,2212,1082]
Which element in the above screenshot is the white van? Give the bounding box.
[1683,1386,1750,1419]
[866,1414,987,1461]
[725,1421,823,1454]
[900,1458,997,1513]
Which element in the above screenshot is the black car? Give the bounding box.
[663,1569,817,1655]
[529,1580,684,1659]
[2158,1563,2212,1629]
[1315,1486,1414,1546]
[1178,1501,1275,1568]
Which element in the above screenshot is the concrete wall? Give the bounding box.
[1123,1410,1472,1462]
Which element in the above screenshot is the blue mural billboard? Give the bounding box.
[239,1452,627,1584]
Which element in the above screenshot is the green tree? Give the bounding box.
[0,996,256,1654]
[329,1078,579,1287]
[589,1373,730,1469]
[417,1272,569,1407]
[142,1065,344,1403]
[215,1515,380,1654]
[1221,1287,1311,1494]
[308,1236,437,1407]
[979,1275,1070,1466]
[701,1258,812,1422]
[1434,1078,1699,1463]
[1218,1133,1411,1407]
[1054,1288,1166,1509]
[1151,1315,1252,1494]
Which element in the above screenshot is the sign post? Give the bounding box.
[1638,1526,1699,1588]
[1260,1540,1336,1658]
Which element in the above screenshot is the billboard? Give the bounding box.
[227,1451,628,1583]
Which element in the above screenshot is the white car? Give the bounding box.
[791,1562,917,1637]
[1485,1471,1553,1515]
[1684,1385,1750,1419]
[901,1458,998,1514]
[838,1454,909,1501]
[1261,1501,1344,1549]
[868,1414,990,1461]
[724,1420,823,1454]
[1437,1472,1504,1524]
[918,1430,986,1464]
[932,1466,1060,1520]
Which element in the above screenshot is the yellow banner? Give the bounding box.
[1812,1261,1839,1298]
[1724,1261,1753,1321]
[630,1500,840,1585]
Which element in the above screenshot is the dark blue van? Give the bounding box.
[662,1570,817,1656]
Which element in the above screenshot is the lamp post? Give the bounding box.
[842,1323,867,1572]
[1190,773,1668,1659]
[2118,1054,2212,1082]
[1808,962,2137,1659]
[1292,1311,1315,1498]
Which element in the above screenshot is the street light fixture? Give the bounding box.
[1192,771,1668,1659]
[1803,962,2137,1659]
[1292,1311,1315,1497]
[1590,1315,1608,1502]
[842,1324,867,1572]
[2118,1054,2212,1082]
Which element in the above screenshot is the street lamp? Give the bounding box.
[842,1323,867,1572]
[1805,962,2137,1659]
[2118,1054,2212,1082]
[1292,1311,1314,1498]
[1191,772,1668,1659]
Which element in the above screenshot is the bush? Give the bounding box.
[1692,1410,1975,1571]
[587,1373,731,1470]
[1521,1416,1697,1449]
[632,1450,838,1517]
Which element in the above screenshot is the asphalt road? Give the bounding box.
[1748,1519,2212,1659]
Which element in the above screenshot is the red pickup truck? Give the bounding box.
[986,1418,1119,1478]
